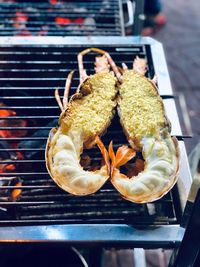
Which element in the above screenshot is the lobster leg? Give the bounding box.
[63,71,74,109]
[54,71,74,111]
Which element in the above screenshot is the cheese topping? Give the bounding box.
[119,70,166,144]
[61,72,116,141]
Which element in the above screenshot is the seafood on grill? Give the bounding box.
[109,56,180,203]
[46,48,120,195]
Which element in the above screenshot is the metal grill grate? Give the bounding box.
[0,0,125,36]
[0,42,185,226]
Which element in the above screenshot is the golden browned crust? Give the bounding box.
[118,70,170,148]
[59,72,117,144]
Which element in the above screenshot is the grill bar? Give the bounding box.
[0,32,122,37]
[0,95,174,99]
[0,22,120,28]
[0,202,55,206]
[0,116,58,119]
[0,136,189,144]
[0,186,56,189]
[0,14,120,18]
[0,138,47,141]
[0,106,58,110]
[0,160,45,163]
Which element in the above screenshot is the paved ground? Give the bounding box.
[154,0,200,155]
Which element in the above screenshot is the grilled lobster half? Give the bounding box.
[46,48,120,195]
[109,56,180,203]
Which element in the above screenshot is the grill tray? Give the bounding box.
[0,37,192,245]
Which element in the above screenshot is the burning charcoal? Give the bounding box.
[0,177,22,221]
[11,180,22,201]
[13,11,28,30]
[0,140,22,215]
[55,17,72,26]
[0,0,122,37]
[0,177,22,201]
[0,103,28,138]
[49,0,62,5]
[0,140,18,170]
[0,104,27,170]
[19,119,57,159]
[0,117,27,138]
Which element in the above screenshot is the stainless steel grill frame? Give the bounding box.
[0,36,192,248]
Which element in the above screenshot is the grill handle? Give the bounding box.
[123,0,135,27]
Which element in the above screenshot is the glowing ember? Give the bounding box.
[11,181,22,201]
[55,17,71,26]
[0,109,15,117]
[0,163,15,173]
[0,177,22,202]
[0,104,27,138]
[15,11,28,23]
[55,17,84,26]
[50,0,59,5]
[0,103,25,178]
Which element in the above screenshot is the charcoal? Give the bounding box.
[18,119,57,159]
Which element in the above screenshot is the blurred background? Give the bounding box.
[152,0,200,156]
